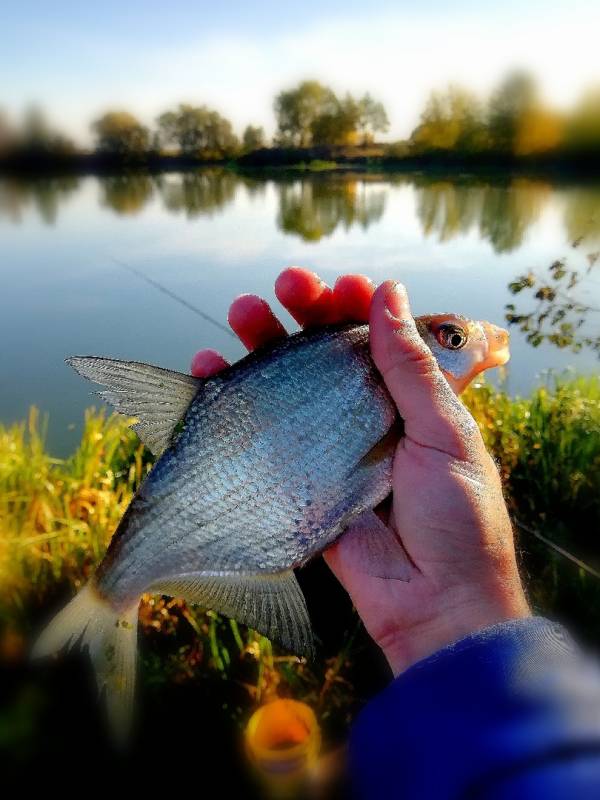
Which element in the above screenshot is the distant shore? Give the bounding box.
[2,144,600,181]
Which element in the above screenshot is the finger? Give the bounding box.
[190,349,230,378]
[369,281,481,459]
[275,266,339,327]
[333,274,375,322]
[228,294,287,351]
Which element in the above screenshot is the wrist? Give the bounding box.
[380,581,530,676]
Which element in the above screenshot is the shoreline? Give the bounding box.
[2,147,600,183]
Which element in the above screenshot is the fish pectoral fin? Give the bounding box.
[338,510,415,582]
[150,570,314,659]
[66,356,201,456]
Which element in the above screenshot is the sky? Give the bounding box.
[2,0,600,145]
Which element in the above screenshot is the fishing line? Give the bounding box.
[516,518,600,580]
[111,256,235,338]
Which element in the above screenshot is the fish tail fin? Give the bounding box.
[33,582,139,742]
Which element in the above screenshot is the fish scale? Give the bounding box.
[94,324,393,606]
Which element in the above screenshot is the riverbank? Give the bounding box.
[2,144,600,182]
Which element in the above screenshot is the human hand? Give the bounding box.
[191,267,529,674]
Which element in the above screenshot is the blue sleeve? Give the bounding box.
[349,618,600,799]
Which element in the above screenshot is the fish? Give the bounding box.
[34,314,510,735]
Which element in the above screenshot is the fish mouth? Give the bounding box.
[481,322,510,368]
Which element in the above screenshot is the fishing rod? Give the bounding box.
[111,256,235,338]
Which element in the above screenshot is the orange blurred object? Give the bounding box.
[245,698,321,794]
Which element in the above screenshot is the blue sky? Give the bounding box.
[3,0,599,143]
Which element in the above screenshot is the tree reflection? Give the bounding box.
[416,181,485,241]
[564,188,600,244]
[415,178,550,253]
[276,178,386,241]
[99,174,154,215]
[0,176,79,224]
[156,169,237,218]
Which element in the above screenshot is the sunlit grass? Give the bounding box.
[0,407,147,609]
[463,373,600,532]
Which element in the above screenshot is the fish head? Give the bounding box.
[415,313,510,394]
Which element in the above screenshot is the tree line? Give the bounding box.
[1,73,599,163]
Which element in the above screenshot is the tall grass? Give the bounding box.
[463,374,600,640]
[464,373,600,538]
[0,407,147,613]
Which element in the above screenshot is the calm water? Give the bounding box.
[1,170,599,455]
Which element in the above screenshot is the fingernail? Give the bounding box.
[384,281,406,320]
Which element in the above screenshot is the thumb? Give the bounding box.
[369,280,480,459]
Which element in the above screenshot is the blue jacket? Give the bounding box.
[350,618,600,798]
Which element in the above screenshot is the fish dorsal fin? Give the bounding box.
[150,569,314,659]
[66,356,200,456]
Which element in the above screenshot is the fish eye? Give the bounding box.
[437,323,468,350]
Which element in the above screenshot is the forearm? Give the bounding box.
[350,618,600,798]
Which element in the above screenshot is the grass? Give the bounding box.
[464,373,600,540]
[463,373,600,641]
[0,375,599,742]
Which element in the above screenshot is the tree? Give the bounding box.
[274,81,337,146]
[357,93,389,144]
[157,104,238,158]
[20,106,75,155]
[242,125,266,151]
[487,72,538,153]
[514,107,564,155]
[0,111,15,154]
[92,111,149,155]
[410,86,488,154]
[565,87,600,152]
[310,94,360,146]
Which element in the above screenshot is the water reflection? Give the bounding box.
[564,188,600,244]
[100,174,153,215]
[276,178,386,241]
[414,178,550,253]
[1,171,599,257]
[155,170,238,218]
[0,176,79,224]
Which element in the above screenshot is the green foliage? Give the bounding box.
[410,86,489,154]
[274,81,338,147]
[242,124,266,152]
[506,254,600,355]
[565,87,600,151]
[487,71,538,152]
[92,111,149,155]
[356,93,389,144]
[407,72,568,158]
[274,81,389,147]
[157,103,239,158]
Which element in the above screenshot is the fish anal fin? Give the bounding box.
[150,570,314,659]
[66,357,200,456]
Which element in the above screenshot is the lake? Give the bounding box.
[1,169,599,455]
